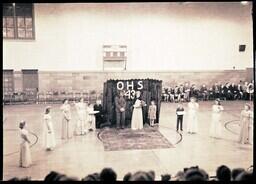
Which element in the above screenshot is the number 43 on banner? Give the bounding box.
[124,90,136,100]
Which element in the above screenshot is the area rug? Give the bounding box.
[99,127,174,151]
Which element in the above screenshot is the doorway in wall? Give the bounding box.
[22,69,39,102]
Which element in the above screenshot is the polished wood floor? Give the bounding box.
[3,101,253,180]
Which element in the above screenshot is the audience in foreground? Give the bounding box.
[7,165,253,181]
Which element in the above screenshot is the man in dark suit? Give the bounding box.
[200,84,208,101]
[212,83,220,99]
[94,99,104,129]
[231,83,238,100]
[115,91,126,129]
[176,102,185,132]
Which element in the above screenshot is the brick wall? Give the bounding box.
[13,71,23,92]
[245,68,254,82]
[34,69,249,93]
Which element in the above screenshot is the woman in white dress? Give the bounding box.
[131,94,145,130]
[209,99,224,138]
[19,121,32,168]
[249,110,253,145]
[60,99,72,139]
[43,106,56,151]
[87,103,96,131]
[238,103,253,144]
[186,97,199,134]
[131,98,143,130]
[75,98,88,135]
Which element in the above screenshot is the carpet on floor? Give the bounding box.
[99,127,174,151]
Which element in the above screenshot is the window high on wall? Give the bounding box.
[103,45,127,71]
[3,3,35,39]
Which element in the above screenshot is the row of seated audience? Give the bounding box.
[162,81,254,102]
[3,90,102,104]
[8,165,253,181]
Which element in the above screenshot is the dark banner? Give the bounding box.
[103,79,162,127]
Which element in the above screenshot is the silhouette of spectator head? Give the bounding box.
[231,168,245,180]
[161,174,171,181]
[123,172,132,181]
[100,168,117,181]
[184,168,209,181]
[184,172,205,181]
[8,176,31,181]
[129,171,155,181]
[44,171,66,181]
[174,171,185,181]
[216,165,231,181]
[82,173,100,181]
[235,171,253,181]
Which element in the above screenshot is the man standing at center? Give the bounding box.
[115,91,126,129]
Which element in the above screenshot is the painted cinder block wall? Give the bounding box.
[8,69,250,93]
[36,70,250,93]
[3,3,253,71]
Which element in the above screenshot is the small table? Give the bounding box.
[88,111,99,131]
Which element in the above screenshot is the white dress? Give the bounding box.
[186,102,199,133]
[131,99,144,130]
[75,102,88,134]
[19,129,32,168]
[87,105,96,131]
[43,114,56,149]
[209,105,224,138]
[239,110,253,144]
[60,104,72,139]
[249,114,253,144]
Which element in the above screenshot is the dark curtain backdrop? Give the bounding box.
[103,79,162,127]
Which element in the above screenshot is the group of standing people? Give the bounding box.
[19,98,100,168]
[175,97,200,134]
[43,98,97,150]
[175,97,253,145]
[17,93,253,168]
[61,98,98,138]
[115,91,157,131]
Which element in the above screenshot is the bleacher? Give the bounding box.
[3,90,103,105]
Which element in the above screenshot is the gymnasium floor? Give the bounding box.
[3,101,253,180]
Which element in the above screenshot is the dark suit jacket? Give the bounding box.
[94,104,103,116]
[115,96,126,112]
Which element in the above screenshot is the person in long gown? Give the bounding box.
[19,121,32,168]
[238,103,253,144]
[131,91,146,130]
[186,97,199,134]
[60,99,72,139]
[209,99,224,138]
[87,103,96,131]
[249,115,253,145]
[43,106,56,151]
[75,98,88,135]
